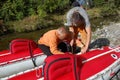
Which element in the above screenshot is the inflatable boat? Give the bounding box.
[0,39,46,80]
[0,39,120,80]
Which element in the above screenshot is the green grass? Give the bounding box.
[87,8,102,18]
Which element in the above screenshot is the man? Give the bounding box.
[77,0,86,7]
[38,27,72,56]
[72,0,86,8]
[65,7,91,54]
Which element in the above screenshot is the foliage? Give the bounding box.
[6,16,39,32]
[5,15,56,33]
[0,0,70,33]
[114,0,120,8]
[0,0,24,21]
[100,0,118,17]
[93,0,119,17]
[38,0,70,13]
[0,0,119,34]
[0,0,70,22]
[93,0,105,7]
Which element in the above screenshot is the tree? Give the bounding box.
[0,0,70,22]
[0,0,24,21]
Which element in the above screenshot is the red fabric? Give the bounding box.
[56,72,74,80]
[9,68,42,80]
[33,48,43,54]
[0,39,43,64]
[44,54,80,80]
[2,46,120,80]
[0,50,9,56]
[44,46,120,80]
[80,46,110,61]
[78,47,119,79]
[10,39,37,54]
[0,50,9,55]
[0,51,30,63]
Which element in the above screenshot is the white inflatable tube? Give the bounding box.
[0,54,47,78]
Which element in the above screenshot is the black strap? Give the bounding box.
[29,42,37,67]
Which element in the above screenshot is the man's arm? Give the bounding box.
[49,39,64,54]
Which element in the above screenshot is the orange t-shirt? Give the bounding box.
[38,30,64,54]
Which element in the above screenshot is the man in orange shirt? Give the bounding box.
[38,27,72,56]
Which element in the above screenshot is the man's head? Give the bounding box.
[57,27,70,40]
[72,1,80,7]
[71,11,85,27]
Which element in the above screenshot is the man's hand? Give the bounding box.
[81,46,88,54]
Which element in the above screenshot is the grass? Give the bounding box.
[87,7,102,19]
[5,13,66,34]
[4,7,120,33]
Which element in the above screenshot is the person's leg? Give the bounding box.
[38,44,53,56]
[75,46,81,53]
[71,44,81,54]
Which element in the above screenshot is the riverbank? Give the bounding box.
[0,21,120,51]
[91,22,120,49]
[0,6,119,34]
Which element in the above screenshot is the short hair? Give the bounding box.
[57,27,69,35]
[71,11,85,27]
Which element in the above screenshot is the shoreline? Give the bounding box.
[91,22,120,48]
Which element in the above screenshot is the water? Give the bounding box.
[0,26,58,51]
